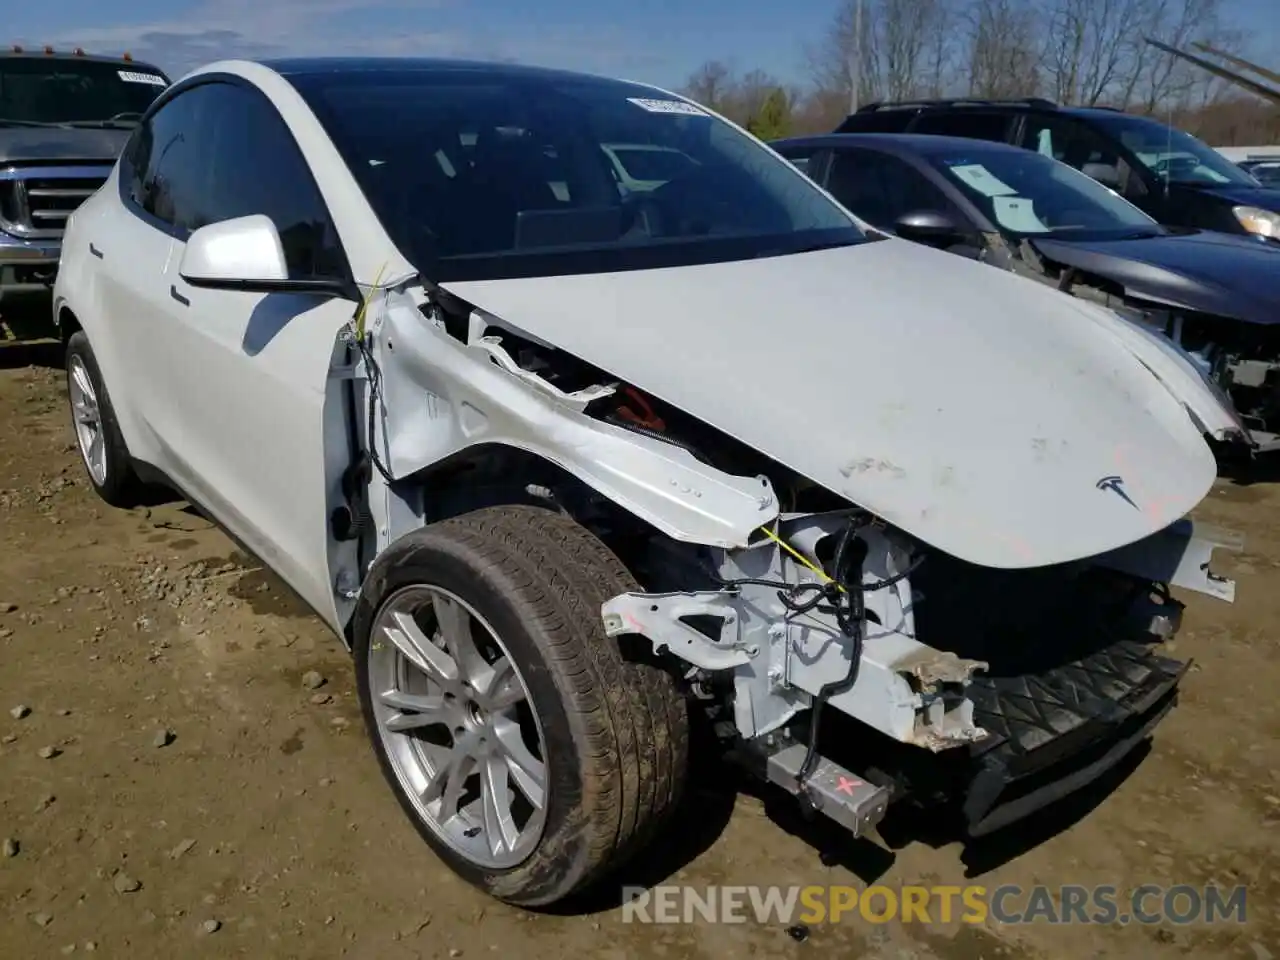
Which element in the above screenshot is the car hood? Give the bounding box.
[0,127,129,164]
[1030,230,1280,324]
[441,239,1221,570]
[1176,180,1280,212]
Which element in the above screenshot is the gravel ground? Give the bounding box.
[0,342,1276,959]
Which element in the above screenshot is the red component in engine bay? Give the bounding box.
[612,385,666,432]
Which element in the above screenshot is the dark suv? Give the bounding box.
[1,46,170,335]
[834,98,1280,243]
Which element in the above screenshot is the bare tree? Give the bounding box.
[790,87,852,133]
[879,0,950,99]
[677,61,796,128]
[804,0,960,107]
[1126,0,1242,111]
[680,60,737,112]
[734,68,791,121]
[802,0,875,106]
[1038,0,1240,108]
[920,2,961,97]
[784,0,1260,135]
[1040,0,1138,105]
[965,0,1042,98]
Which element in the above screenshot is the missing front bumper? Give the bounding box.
[961,639,1187,836]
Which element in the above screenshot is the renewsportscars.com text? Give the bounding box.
[620,883,1248,926]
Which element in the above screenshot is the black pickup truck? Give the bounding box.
[1,46,170,336]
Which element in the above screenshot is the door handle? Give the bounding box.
[88,242,103,259]
[169,284,190,307]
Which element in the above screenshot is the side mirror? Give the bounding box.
[179,214,354,298]
[893,209,968,249]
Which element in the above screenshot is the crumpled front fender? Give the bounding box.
[1079,302,1251,445]
[373,297,780,548]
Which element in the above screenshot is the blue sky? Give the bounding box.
[14,0,1280,92]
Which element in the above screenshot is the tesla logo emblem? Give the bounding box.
[1096,475,1139,509]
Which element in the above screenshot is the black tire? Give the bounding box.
[352,504,689,907]
[64,330,143,508]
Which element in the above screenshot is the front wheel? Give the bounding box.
[352,505,689,907]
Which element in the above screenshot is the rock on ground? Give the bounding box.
[1,344,1278,960]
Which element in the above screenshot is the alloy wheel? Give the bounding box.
[68,354,107,487]
[367,584,549,869]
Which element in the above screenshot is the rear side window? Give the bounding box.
[774,145,823,176]
[120,123,152,210]
[835,111,916,133]
[825,149,961,230]
[121,83,221,230]
[1021,115,1121,169]
[910,111,1013,143]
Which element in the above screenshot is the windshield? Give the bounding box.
[287,68,864,282]
[1090,113,1257,187]
[927,145,1160,241]
[0,57,168,126]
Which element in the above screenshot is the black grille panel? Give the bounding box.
[26,177,104,227]
[0,182,19,226]
[0,166,111,239]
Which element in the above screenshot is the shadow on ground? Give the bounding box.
[878,738,1152,878]
[229,560,317,619]
[1220,453,1280,487]
[0,339,62,370]
[550,720,1155,919]
[1,294,61,353]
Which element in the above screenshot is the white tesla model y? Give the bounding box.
[54,57,1242,908]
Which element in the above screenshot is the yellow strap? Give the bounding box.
[353,262,389,342]
[756,523,845,592]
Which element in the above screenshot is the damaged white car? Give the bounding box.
[53,57,1242,907]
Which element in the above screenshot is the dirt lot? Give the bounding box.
[0,342,1276,960]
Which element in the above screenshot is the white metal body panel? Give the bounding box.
[444,240,1221,569]
[52,56,1235,630]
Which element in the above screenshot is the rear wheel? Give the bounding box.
[65,330,143,508]
[352,504,689,906]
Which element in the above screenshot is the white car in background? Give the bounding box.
[54,56,1241,909]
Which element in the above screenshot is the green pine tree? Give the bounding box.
[746,87,792,141]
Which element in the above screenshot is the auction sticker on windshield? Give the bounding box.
[118,70,167,86]
[947,163,1017,198]
[991,196,1049,233]
[627,97,707,116]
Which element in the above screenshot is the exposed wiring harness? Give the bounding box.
[712,516,925,804]
[345,274,922,807]
[349,263,395,485]
[356,332,395,485]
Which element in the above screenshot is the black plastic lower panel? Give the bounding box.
[961,640,1188,836]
